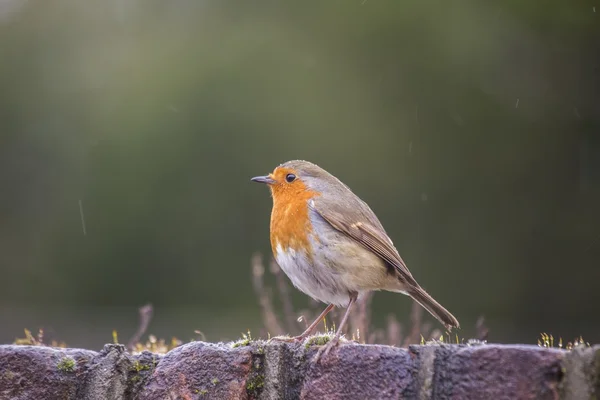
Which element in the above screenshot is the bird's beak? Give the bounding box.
[251,175,276,185]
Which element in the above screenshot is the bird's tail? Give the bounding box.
[407,286,460,331]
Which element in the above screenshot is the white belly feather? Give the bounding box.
[274,242,352,307]
[274,208,391,307]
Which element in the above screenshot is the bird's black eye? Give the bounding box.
[285,173,296,183]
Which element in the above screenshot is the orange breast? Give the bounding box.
[269,184,319,257]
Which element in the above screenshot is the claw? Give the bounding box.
[270,334,307,343]
[313,335,341,363]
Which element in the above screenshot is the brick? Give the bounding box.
[432,344,564,400]
[0,345,96,400]
[299,344,416,400]
[561,345,600,400]
[137,341,255,400]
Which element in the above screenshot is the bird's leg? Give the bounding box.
[271,304,335,342]
[313,294,357,363]
[295,303,335,340]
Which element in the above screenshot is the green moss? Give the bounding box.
[304,334,331,349]
[246,373,264,394]
[246,341,266,398]
[211,378,219,385]
[57,357,76,373]
[131,360,151,373]
[232,339,250,348]
[231,331,253,348]
[199,389,208,396]
[127,358,155,390]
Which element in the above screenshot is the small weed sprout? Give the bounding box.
[14,328,66,348]
[538,333,590,350]
[231,331,253,348]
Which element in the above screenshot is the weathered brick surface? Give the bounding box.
[0,342,598,400]
[431,345,564,400]
[79,344,134,399]
[561,345,600,400]
[0,345,96,400]
[300,344,416,400]
[138,342,255,400]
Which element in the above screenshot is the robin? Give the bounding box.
[251,160,459,359]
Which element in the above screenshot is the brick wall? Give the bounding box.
[0,341,598,399]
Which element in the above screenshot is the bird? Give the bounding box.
[251,160,459,359]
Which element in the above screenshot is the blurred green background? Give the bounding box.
[1,0,599,348]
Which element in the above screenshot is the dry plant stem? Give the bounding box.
[314,294,357,363]
[252,254,284,335]
[270,259,297,333]
[349,292,372,343]
[476,316,489,341]
[127,304,154,351]
[386,314,402,346]
[251,253,485,347]
[402,301,423,347]
[271,304,335,342]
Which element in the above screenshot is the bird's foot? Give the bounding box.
[312,334,341,364]
[269,334,308,343]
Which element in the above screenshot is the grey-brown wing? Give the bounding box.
[310,198,419,288]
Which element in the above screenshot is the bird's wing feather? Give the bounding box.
[310,197,419,288]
